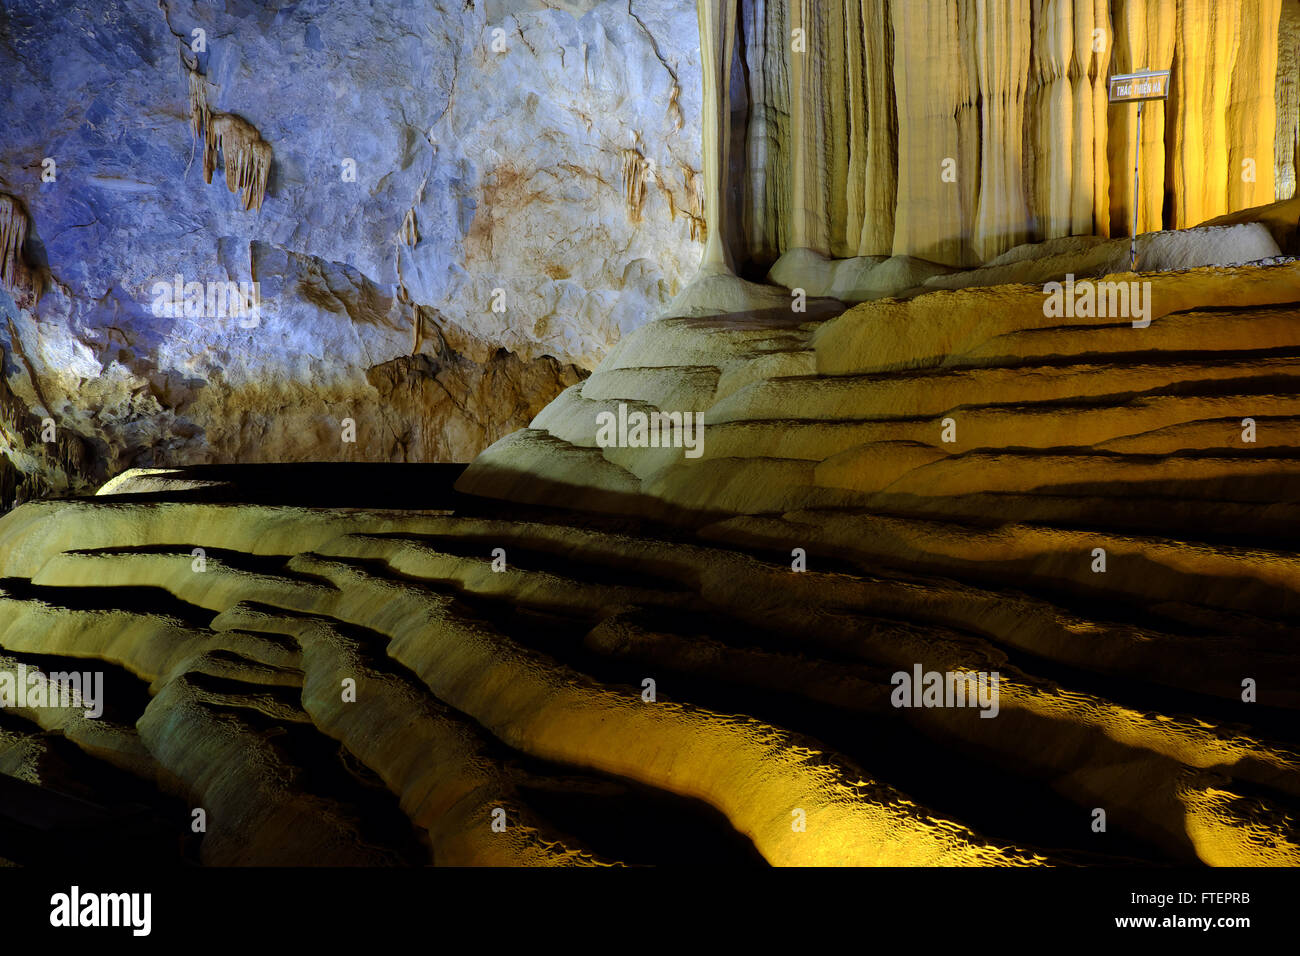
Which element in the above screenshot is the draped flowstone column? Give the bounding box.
[742,0,897,262]
[891,0,978,266]
[698,0,741,274]
[1027,0,1111,241]
[1107,0,1175,238]
[704,0,1295,278]
[740,0,788,265]
[1029,0,1076,241]
[974,0,1032,261]
[1168,0,1240,227]
[786,0,831,254]
[1277,0,1300,200]
[1226,0,1281,214]
[1146,0,1279,229]
[851,0,898,256]
[1083,0,1113,237]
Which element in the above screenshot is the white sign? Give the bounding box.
[1108,69,1170,103]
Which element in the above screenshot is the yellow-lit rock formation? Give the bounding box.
[2,254,1298,865]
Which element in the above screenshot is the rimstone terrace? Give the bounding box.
[1041,275,1152,327]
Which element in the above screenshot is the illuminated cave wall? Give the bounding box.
[0,0,705,505]
[719,0,1295,270]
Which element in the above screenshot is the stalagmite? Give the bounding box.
[203,112,272,212]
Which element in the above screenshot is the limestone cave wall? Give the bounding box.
[0,0,704,506]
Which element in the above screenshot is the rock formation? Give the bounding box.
[1278,0,1300,200]
[449,258,1300,864]
[4,0,1300,870]
[711,0,1291,270]
[5,0,1300,496]
[0,0,707,498]
[0,476,1062,865]
[202,112,273,213]
[0,195,35,308]
[4,248,1300,864]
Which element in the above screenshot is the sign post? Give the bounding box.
[1108,69,1170,271]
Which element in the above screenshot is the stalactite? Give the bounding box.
[409,298,423,356]
[181,61,210,174]
[203,112,272,212]
[619,145,649,223]
[739,0,787,264]
[843,0,868,253]
[684,166,707,242]
[786,0,830,254]
[0,195,29,293]
[1049,0,1109,241]
[242,140,272,212]
[186,63,209,143]
[0,195,34,306]
[399,207,419,247]
[0,350,93,507]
